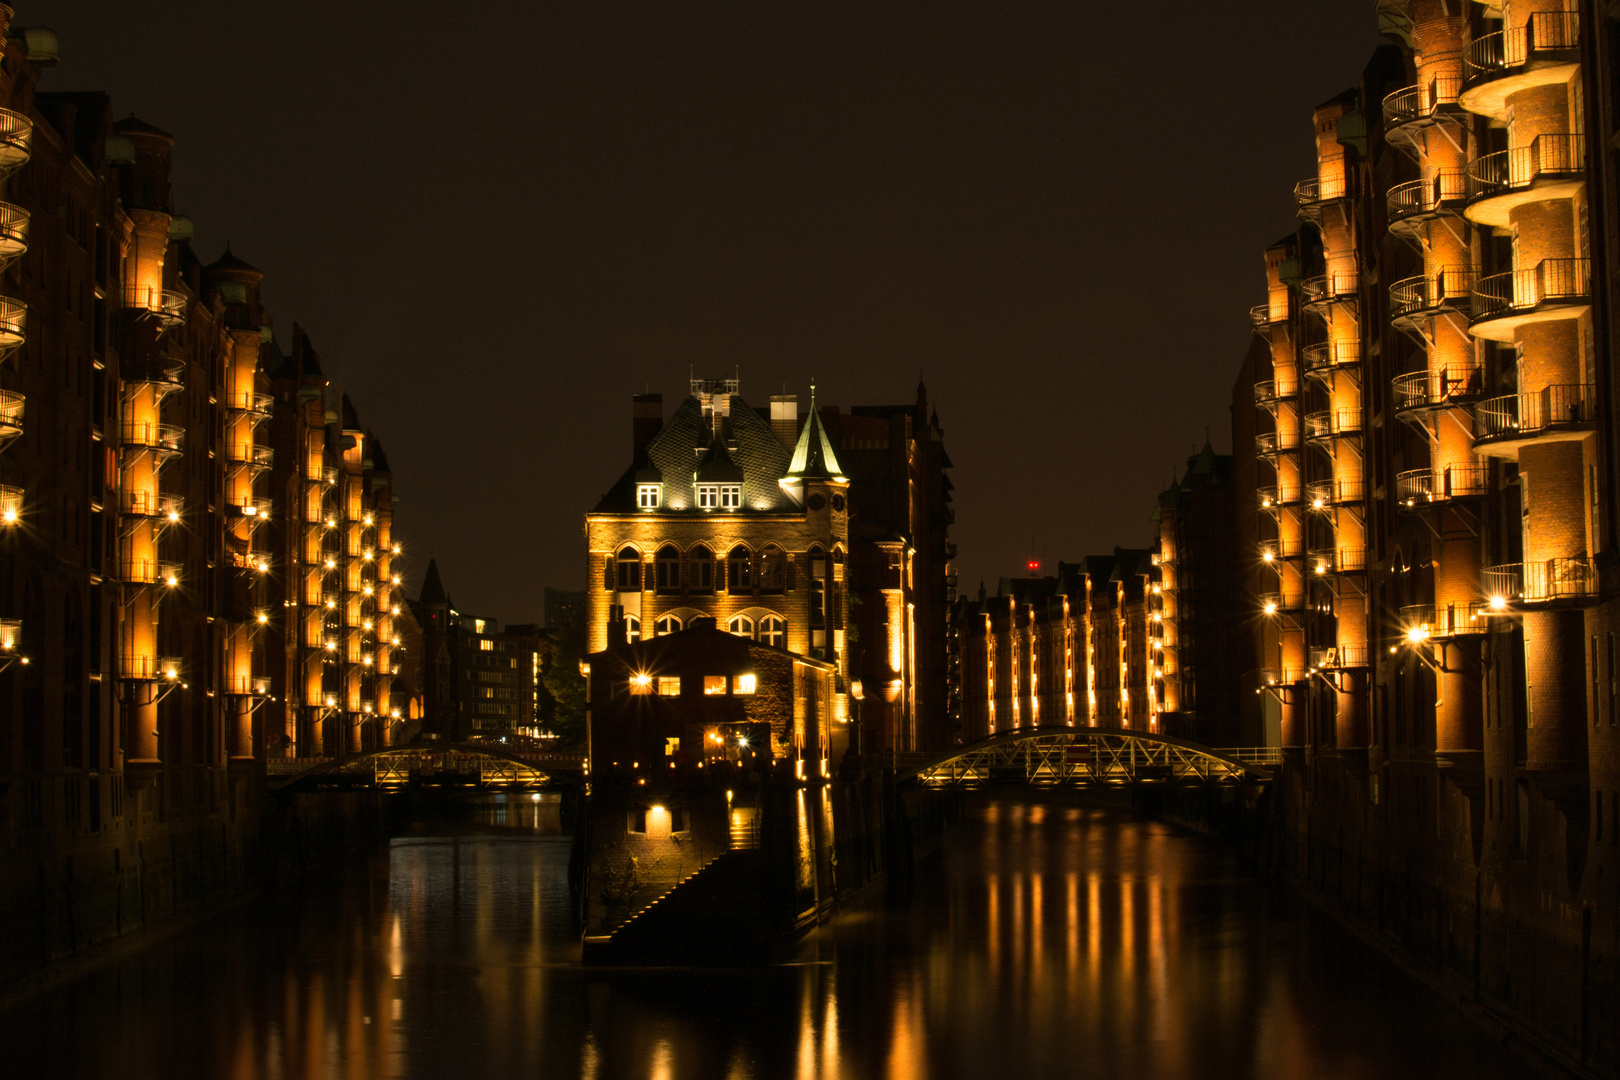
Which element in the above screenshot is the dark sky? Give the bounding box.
[23,2,1386,624]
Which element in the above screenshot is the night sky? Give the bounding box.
[24,2,1385,624]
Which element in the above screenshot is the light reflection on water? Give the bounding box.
[0,799,1527,1079]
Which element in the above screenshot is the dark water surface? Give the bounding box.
[1,799,1529,1079]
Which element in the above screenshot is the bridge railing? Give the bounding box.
[907,727,1274,788]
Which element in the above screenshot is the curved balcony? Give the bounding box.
[0,484,21,524]
[1470,258,1589,341]
[122,419,185,455]
[1386,170,1466,238]
[1473,383,1595,458]
[1306,477,1365,509]
[1461,11,1582,120]
[124,284,187,330]
[1302,341,1361,381]
[120,491,183,520]
[1295,166,1349,224]
[1254,379,1300,407]
[1396,464,1489,509]
[1465,135,1586,229]
[225,441,275,468]
[1389,266,1473,329]
[1400,601,1486,640]
[1483,557,1597,607]
[1308,547,1367,577]
[120,556,183,587]
[0,296,26,354]
[1382,74,1464,152]
[0,108,33,176]
[1304,408,1363,443]
[0,389,22,446]
[1259,591,1306,615]
[1258,537,1304,563]
[1391,366,1484,418]
[230,497,274,521]
[1311,642,1371,670]
[1301,270,1359,315]
[1255,430,1301,458]
[230,391,275,418]
[127,358,185,394]
[1257,484,1302,511]
[0,202,29,269]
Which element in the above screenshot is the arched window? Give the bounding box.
[727,615,754,638]
[655,545,681,593]
[759,615,785,649]
[615,547,642,591]
[654,614,683,636]
[690,545,715,593]
[727,545,753,592]
[758,544,785,592]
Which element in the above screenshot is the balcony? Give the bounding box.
[0,202,29,269]
[1306,477,1365,509]
[124,284,187,330]
[1301,270,1360,314]
[1259,591,1306,614]
[122,419,185,455]
[1461,11,1582,120]
[0,484,20,525]
[1483,557,1597,607]
[1249,300,1289,333]
[1386,170,1467,238]
[1466,134,1586,229]
[1258,537,1303,562]
[1310,642,1371,669]
[1255,430,1301,457]
[127,358,185,393]
[1382,74,1464,151]
[1305,408,1363,443]
[0,108,32,176]
[1295,167,1350,224]
[1470,258,1589,341]
[1254,379,1300,407]
[230,497,274,521]
[1257,484,1302,511]
[1302,341,1361,381]
[1389,266,1473,328]
[1391,366,1484,417]
[120,490,183,520]
[0,296,25,353]
[1400,601,1486,639]
[1474,384,1595,457]
[1308,547,1367,576]
[120,556,183,587]
[229,391,275,419]
[0,389,22,446]
[1396,464,1489,509]
[225,441,275,468]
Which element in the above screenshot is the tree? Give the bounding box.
[541,608,588,748]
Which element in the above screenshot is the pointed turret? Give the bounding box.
[419,558,447,605]
[784,386,845,482]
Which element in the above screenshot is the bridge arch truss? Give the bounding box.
[904,727,1274,788]
[269,742,579,791]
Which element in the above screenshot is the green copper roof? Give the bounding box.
[786,388,845,480]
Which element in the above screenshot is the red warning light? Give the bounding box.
[1027,560,1040,572]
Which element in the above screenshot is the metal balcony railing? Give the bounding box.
[1396,464,1489,508]
[1302,341,1361,376]
[1306,477,1366,508]
[1484,557,1596,604]
[1260,591,1306,613]
[1468,134,1586,201]
[0,389,22,441]
[1386,169,1467,225]
[120,490,182,519]
[1301,270,1360,305]
[1471,258,1589,323]
[124,284,187,329]
[1308,548,1367,575]
[1295,166,1350,206]
[1255,430,1300,456]
[1465,12,1581,86]
[225,442,275,467]
[0,296,25,350]
[1382,74,1463,129]
[1474,384,1595,444]
[122,419,185,452]
[1305,408,1363,441]
[1400,601,1486,638]
[0,484,21,524]
[120,556,182,586]
[0,108,32,175]
[1257,484,1302,510]
[0,202,29,267]
[231,497,274,520]
[1254,379,1300,406]
[1391,366,1483,412]
[1259,537,1304,561]
[1310,642,1371,669]
[1389,266,1474,319]
[229,391,275,417]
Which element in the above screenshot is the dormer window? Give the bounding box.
[696,484,719,509]
[720,484,741,509]
[637,484,661,509]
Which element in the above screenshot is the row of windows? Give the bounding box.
[630,673,757,696]
[615,544,843,592]
[637,483,741,510]
[624,614,786,648]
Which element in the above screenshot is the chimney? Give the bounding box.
[632,393,663,455]
[770,394,798,448]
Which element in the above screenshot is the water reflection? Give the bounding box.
[0,799,1527,1079]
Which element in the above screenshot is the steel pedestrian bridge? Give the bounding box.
[900,726,1277,788]
[267,741,585,791]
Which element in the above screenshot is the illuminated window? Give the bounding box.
[727,545,753,591]
[626,616,641,643]
[474,619,487,633]
[727,615,754,638]
[758,616,784,648]
[615,547,642,591]
[735,673,756,694]
[696,484,719,509]
[479,639,494,651]
[658,676,681,696]
[704,675,726,695]
[655,545,681,593]
[720,484,741,509]
[654,614,683,636]
[637,484,660,509]
[758,545,785,591]
[629,673,653,695]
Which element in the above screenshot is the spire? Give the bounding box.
[419,558,447,605]
[785,383,845,481]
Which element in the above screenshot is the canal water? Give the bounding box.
[0,797,1531,1079]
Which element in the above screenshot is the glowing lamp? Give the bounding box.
[1489,596,1506,611]
[1405,625,1430,643]
[1263,602,1278,615]
[1262,550,1274,562]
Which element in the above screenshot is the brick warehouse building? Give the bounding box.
[0,7,420,981]
[585,376,954,762]
[1237,1,1620,1069]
